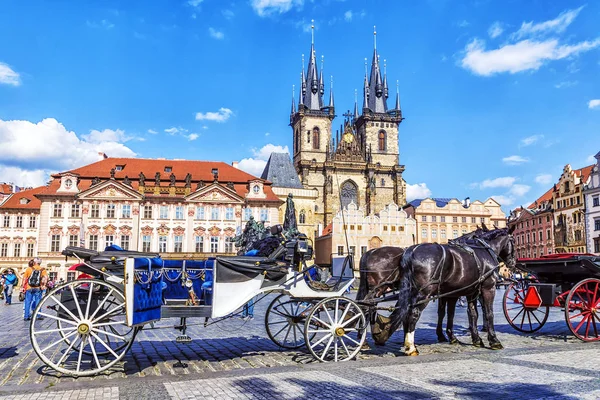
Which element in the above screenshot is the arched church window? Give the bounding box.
[307,130,310,143]
[378,130,386,151]
[341,180,358,210]
[299,210,306,224]
[381,179,385,187]
[312,127,320,150]
[295,129,299,153]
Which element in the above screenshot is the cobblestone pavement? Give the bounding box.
[0,287,598,399]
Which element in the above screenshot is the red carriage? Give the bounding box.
[503,253,600,341]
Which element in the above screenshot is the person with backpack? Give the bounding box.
[23,258,48,321]
[2,269,19,305]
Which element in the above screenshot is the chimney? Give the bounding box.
[464,197,471,207]
[232,161,239,169]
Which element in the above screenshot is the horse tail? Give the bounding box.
[356,249,372,302]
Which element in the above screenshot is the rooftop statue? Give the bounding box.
[283,193,299,237]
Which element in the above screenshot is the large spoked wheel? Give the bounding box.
[304,297,366,362]
[265,294,314,349]
[564,278,600,342]
[503,280,549,333]
[30,279,137,377]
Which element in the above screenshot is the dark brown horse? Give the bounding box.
[372,227,516,355]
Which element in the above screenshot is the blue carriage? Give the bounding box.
[28,229,365,377]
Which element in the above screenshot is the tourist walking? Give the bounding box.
[2,269,19,305]
[23,258,48,321]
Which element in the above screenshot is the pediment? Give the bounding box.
[186,183,243,204]
[78,180,143,201]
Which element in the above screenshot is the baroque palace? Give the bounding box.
[0,158,282,281]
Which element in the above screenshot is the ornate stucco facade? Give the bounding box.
[508,193,554,259]
[403,198,506,245]
[290,34,406,228]
[583,152,600,254]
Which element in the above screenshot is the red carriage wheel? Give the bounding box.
[503,280,549,333]
[564,278,600,342]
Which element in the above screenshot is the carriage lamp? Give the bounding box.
[185,279,193,288]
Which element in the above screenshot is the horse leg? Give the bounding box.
[467,295,484,348]
[480,297,488,332]
[445,298,459,344]
[481,287,503,350]
[404,305,425,356]
[436,299,448,342]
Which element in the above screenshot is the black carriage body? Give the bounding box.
[516,254,600,292]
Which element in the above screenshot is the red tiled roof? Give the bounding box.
[575,165,594,182]
[321,223,333,236]
[0,184,12,194]
[0,186,46,211]
[528,187,553,209]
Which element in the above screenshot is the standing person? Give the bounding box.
[241,297,255,320]
[3,269,19,305]
[23,258,48,321]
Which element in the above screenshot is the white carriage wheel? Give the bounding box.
[30,279,137,377]
[304,296,367,362]
[265,294,315,349]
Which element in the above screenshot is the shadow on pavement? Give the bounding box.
[0,347,18,359]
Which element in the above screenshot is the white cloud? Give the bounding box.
[406,183,432,202]
[535,174,553,185]
[0,62,20,86]
[148,129,158,134]
[209,27,224,40]
[187,133,199,141]
[587,155,598,164]
[222,9,234,19]
[251,0,304,17]
[478,177,517,189]
[237,144,290,177]
[512,6,584,40]
[490,195,515,207]
[588,99,600,109]
[554,81,577,88]
[164,127,180,134]
[0,118,137,186]
[488,22,503,38]
[519,134,544,147]
[502,155,529,165]
[265,132,270,136]
[187,0,203,7]
[87,20,115,29]
[460,37,600,76]
[344,10,353,22]
[195,107,233,122]
[457,20,469,28]
[0,165,50,188]
[509,184,531,197]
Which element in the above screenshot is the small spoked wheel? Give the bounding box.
[265,294,313,349]
[30,279,137,377]
[565,278,600,342]
[503,280,549,333]
[304,297,366,362]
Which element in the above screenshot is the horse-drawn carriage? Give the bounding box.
[503,253,600,341]
[29,226,368,377]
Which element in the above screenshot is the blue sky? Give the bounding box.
[1,0,599,212]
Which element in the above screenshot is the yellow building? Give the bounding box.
[403,197,506,244]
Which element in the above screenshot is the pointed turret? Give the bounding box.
[319,56,325,97]
[353,89,359,119]
[328,76,334,108]
[394,80,401,111]
[383,59,389,99]
[291,85,296,115]
[366,27,387,113]
[302,22,323,111]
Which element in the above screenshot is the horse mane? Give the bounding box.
[480,227,509,241]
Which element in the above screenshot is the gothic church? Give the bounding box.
[290,31,406,227]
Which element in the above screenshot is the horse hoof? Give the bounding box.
[405,349,419,356]
[361,343,372,351]
[490,343,504,350]
[449,338,459,345]
[473,340,485,348]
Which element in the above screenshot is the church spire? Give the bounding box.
[291,85,296,115]
[366,26,387,113]
[362,58,368,110]
[354,89,359,119]
[394,80,400,111]
[329,76,334,108]
[299,55,305,106]
[302,20,323,111]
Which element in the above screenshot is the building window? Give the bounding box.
[431,216,437,222]
[244,208,252,221]
[440,216,446,222]
[260,208,268,222]
[461,217,467,223]
[575,230,582,241]
[593,196,599,207]
[471,217,476,224]
[361,246,367,256]
[594,238,600,253]
[453,217,458,223]
[225,241,233,253]
[0,243,8,257]
[340,180,358,210]
[27,242,35,257]
[120,235,130,250]
[15,215,23,228]
[441,229,446,239]
[69,235,79,247]
[337,246,344,256]
[195,236,204,252]
[349,246,356,255]
[539,231,543,242]
[546,229,551,240]
[174,235,183,252]
[595,219,600,231]
[174,206,184,220]
[71,204,80,218]
[53,204,62,218]
[211,207,220,220]
[158,236,167,252]
[2,215,9,228]
[13,242,21,257]
[312,127,320,150]
[453,229,458,238]
[462,229,467,235]
[299,210,306,224]
[106,204,115,218]
[421,216,427,222]
[50,234,61,252]
[381,179,385,187]
[142,235,151,252]
[378,130,386,151]
[383,226,388,231]
[122,204,131,218]
[89,235,98,251]
[91,204,100,218]
[431,229,437,239]
[159,206,169,219]
[29,216,36,229]
[67,271,76,282]
[421,228,427,238]
[210,236,219,253]
[196,206,205,220]
[144,205,153,219]
[105,235,114,247]
[225,207,234,221]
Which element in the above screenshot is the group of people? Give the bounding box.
[0,258,61,321]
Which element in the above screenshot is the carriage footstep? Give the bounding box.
[176,335,192,343]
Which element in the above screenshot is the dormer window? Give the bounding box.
[64,179,73,189]
[19,198,30,205]
[115,165,124,171]
[253,185,260,194]
[165,166,172,173]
